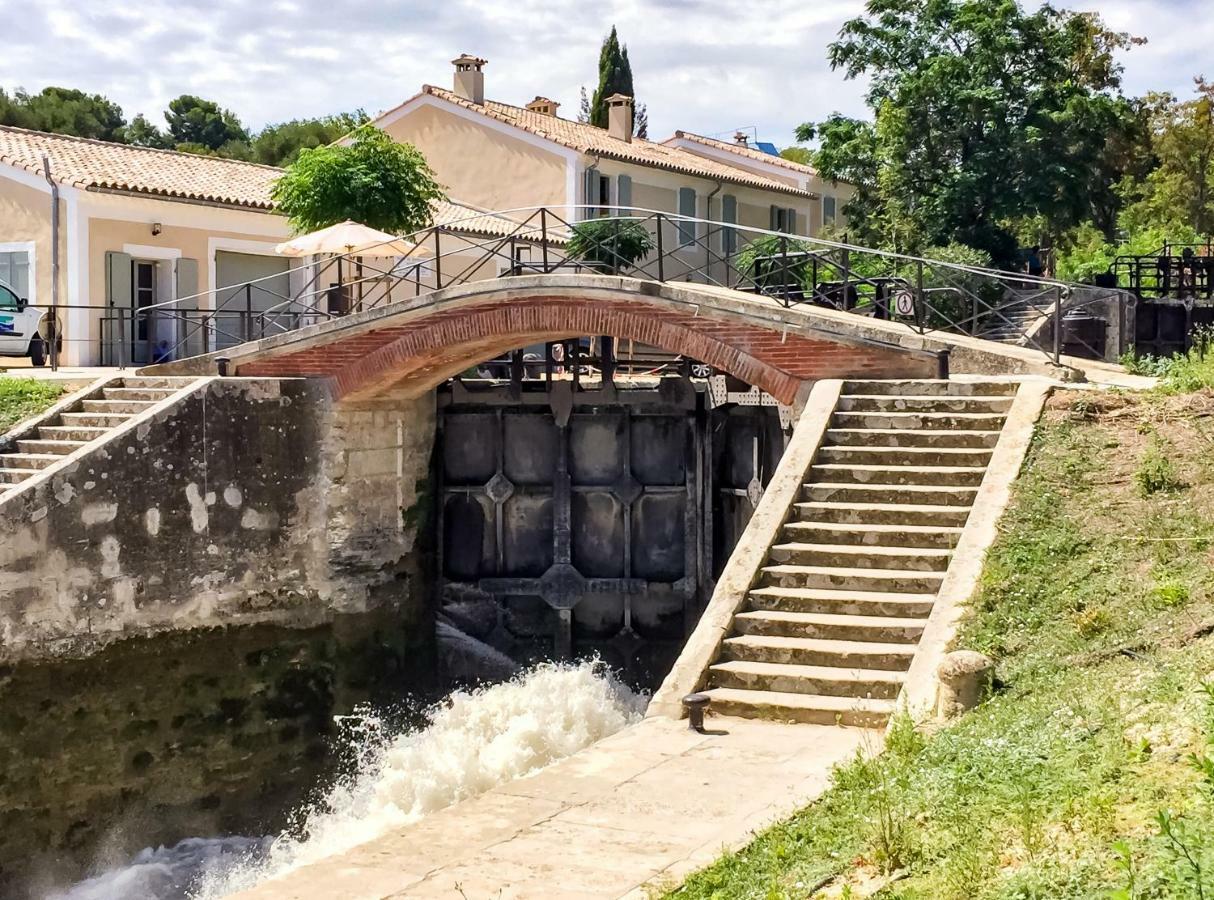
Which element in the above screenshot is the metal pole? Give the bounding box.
[916,261,926,333]
[656,214,665,282]
[40,154,61,370]
[433,230,443,289]
[540,210,550,274]
[841,247,850,311]
[1053,285,1063,364]
[780,235,790,305]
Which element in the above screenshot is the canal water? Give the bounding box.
[47,661,641,900]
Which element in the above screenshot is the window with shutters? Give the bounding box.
[823,195,837,226]
[721,194,738,255]
[583,169,613,218]
[768,206,798,234]
[677,187,697,246]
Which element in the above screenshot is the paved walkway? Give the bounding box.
[229,716,876,900]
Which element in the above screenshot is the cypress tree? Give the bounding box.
[589,27,636,130]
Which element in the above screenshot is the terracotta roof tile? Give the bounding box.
[668,130,818,176]
[420,86,813,198]
[0,125,281,209]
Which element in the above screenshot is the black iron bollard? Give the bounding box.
[682,692,710,733]
[215,356,231,377]
[935,348,951,380]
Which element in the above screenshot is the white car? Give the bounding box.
[0,278,58,366]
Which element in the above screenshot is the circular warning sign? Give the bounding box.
[894,289,915,317]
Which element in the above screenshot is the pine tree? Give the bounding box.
[635,103,649,140]
[589,26,636,131]
[578,86,591,124]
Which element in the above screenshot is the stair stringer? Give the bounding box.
[895,379,1052,723]
[647,379,845,719]
[0,376,213,512]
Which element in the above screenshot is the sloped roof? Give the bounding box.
[667,131,817,176]
[433,199,567,243]
[416,86,813,198]
[0,124,281,209]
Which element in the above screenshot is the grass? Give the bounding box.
[663,386,1214,899]
[0,377,61,432]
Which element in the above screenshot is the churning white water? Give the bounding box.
[53,661,643,900]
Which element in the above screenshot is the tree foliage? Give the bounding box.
[251,112,368,166]
[165,94,249,151]
[588,26,637,131]
[0,86,125,141]
[270,125,446,234]
[802,0,1143,263]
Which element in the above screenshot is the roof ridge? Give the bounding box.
[0,123,286,174]
[669,130,816,174]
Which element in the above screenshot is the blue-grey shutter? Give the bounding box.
[769,205,780,231]
[722,194,738,254]
[823,195,837,225]
[616,174,632,216]
[106,251,132,308]
[786,208,797,235]
[175,257,198,309]
[583,168,598,217]
[678,187,697,245]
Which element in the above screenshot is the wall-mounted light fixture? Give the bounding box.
[151,223,162,236]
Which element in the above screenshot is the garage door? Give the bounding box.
[214,251,292,349]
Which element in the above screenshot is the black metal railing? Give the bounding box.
[45,206,1135,370]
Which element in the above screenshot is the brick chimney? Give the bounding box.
[526,96,560,117]
[734,131,750,147]
[452,54,487,104]
[606,93,634,143]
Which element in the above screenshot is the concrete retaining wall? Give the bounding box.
[0,378,437,663]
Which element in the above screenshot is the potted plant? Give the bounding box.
[567,218,655,276]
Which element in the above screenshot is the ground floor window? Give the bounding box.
[0,249,31,301]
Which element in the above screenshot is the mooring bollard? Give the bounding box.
[682,692,710,733]
[215,356,231,377]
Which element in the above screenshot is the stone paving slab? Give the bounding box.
[228,716,876,900]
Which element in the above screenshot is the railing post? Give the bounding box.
[840,247,850,311]
[434,229,443,288]
[656,214,665,283]
[245,283,253,342]
[540,209,550,274]
[916,261,926,333]
[780,235,790,306]
[1053,285,1063,364]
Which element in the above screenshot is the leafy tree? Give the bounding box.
[589,26,636,131]
[567,219,654,274]
[577,87,592,124]
[0,86,126,141]
[251,111,368,167]
[779,146,814,166]
[271,125,446,234]
[634,103,649,140]
[802,0,1142,263]
[165,94,248,152]
[124,113,172,148]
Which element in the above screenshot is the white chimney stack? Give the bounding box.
[452,54,487,105]
[606,93,634,143]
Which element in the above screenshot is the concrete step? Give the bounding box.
[15,439,87,456]
[837,395,1014,414]
[804,482,979,507]
[808,463,988,487]
[102,387,177,402]
[709,659,906,700]
[733,610,926,643]
[760,564,945,594]
[781,521,963,549]
[768,542,951,572]
[842,380,1017,397]
[0,452,63,470]
[721,633,917,671]
[824,428,1002,449]
[704,687,895,727]
[123,376,198,388]
[59,412,133,429]
[794,500,971,528]
[82,399,156,415]
[832,411,1007,431]
[37,425,108,443]
[0,467,33,485]
[748,586,937,617]
[817,445,994,467]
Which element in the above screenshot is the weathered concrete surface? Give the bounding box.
[0,377,437,662]
[898,379,1052,723]
[227,715,876,900]
[648,379,844,718]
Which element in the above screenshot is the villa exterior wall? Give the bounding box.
[0,171,66,319]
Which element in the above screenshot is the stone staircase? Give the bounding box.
[701,379,1019,727]
[978,290,1055,345]
[0,377,199,495]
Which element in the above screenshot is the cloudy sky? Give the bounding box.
[2,0,1211,148]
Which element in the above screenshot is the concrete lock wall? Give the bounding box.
[0,378,438,663]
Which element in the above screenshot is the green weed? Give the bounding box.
[0,377,61,432]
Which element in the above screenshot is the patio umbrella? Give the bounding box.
[275,220,431,311]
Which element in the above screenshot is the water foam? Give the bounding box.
[194,660,642,898]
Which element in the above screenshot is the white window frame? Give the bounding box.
[0,241,36,306]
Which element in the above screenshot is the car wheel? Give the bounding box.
[29,337,46,367]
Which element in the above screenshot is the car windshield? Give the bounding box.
[0,285,19,311]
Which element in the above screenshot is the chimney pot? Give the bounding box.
[734,131,749,147]
[452,54,487,105]
[605,93,634,143]
[526,96,560,117]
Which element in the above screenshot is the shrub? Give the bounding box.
[1135,435,1185,496]
[566,218,655,275]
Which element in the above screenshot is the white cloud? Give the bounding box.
[0,0,1209,147]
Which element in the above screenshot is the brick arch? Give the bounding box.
[238,292,938,403]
